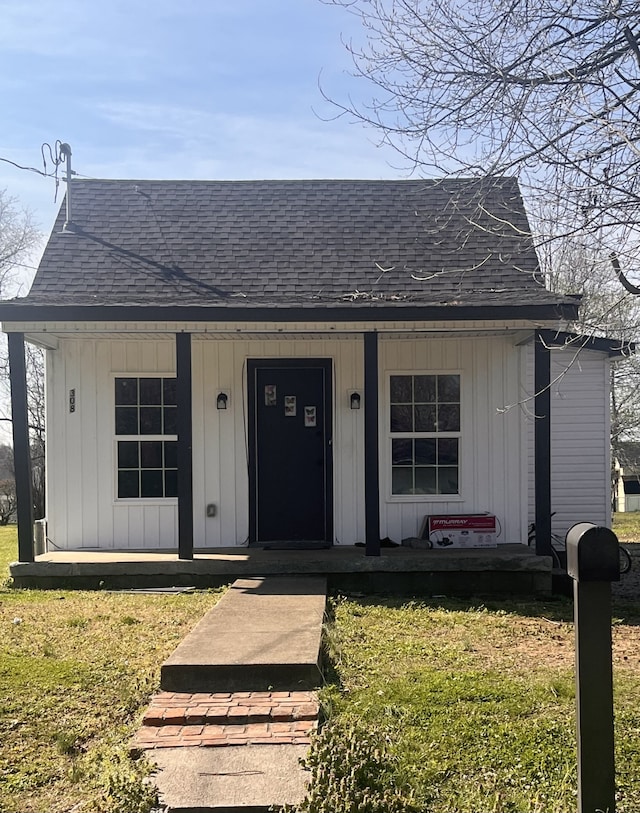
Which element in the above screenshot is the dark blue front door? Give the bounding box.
[248,360,333,545]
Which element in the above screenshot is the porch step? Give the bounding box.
[142,690,320,727]
[135,719,317,749]
[160,576,327,692]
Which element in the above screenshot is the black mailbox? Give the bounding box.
[566,523,620,582]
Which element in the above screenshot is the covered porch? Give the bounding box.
[6,324,561,568]
[9,543,551,594]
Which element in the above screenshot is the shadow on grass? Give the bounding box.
[329,589,640,626]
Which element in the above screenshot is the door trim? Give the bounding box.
[247,358,333,546]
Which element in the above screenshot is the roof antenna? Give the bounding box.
[59,143,73,231]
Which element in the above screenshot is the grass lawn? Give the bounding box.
[0,528,224,813]
[613,510,640,542]
[318,591,640,813]
[2,526,640,812]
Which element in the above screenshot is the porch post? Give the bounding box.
[176,332,194,560]
[534,330,552,557]
[364,332,380,556]
[8,332,34,563]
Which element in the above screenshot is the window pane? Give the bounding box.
[141,441,162,468]
[163,378,177,406]
[139,407,162,434]
[141,470,163,498]
[392,467,413,494]
[415,467,437,494]
[139,378,161,405]
[118,441,139,468]
[415,438,436,465]
[163,406,177,435]
[438,438,459,465]
[115,378,138,405]
[414,375,436,403]
[116,407,138,435]
[164,470,178,497]
[414,404,437,432]
[438,467,459,494]
[438,375,460,402]
[390,375,412,403]
[392,438,413,466]
[118,470,139,498]
[390,405,413,433]
[164,441,178,468]
[437,404,460,432]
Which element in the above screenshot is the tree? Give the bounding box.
[25,344,45,520]
[326,0,640,271]
[0,190,43,518]
[0,479,17,525]
[0,189,37,293]
[537,235,640,470]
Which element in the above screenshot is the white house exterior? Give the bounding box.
[0,178,625,560]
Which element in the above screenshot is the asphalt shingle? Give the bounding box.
[20,177,572,311]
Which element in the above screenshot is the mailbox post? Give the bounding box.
[566,522,620,813]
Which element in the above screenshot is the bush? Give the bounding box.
[286,719,419,813]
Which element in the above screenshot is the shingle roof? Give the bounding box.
[17,177,574,313]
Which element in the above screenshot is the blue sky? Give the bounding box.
[0,0,406,254]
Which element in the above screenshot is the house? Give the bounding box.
[613,441,640,512]
[0,177,630,562]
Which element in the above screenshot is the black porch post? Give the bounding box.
[8,332,34,563]
[534,330,552,557]
[176,332,194,560]
[364,332,380,556]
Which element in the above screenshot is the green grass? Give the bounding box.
[3,528,640,812]
[613,511,640,542]
[317,595,640,813]
[0,525,18,584]
[0,528,224,813]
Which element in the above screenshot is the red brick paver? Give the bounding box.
[142,690,320,727]
[133,719,318,749]
[133,689,320,752]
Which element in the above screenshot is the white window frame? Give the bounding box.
[113,373,178,503]
[385,370,464,502]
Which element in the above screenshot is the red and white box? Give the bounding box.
[425,514,498,549]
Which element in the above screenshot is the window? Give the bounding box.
[389,374,460,496]
[115,377,178,498]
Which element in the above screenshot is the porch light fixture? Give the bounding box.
[350,392,361,410]
[216,392,228,410]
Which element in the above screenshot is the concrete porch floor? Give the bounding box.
[10,544,552,595]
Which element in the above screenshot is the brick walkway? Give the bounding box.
[133,690,319,750]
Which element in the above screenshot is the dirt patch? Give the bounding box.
[612,541,640,602]
[461,545,640,675]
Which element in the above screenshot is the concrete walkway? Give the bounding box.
[133,576,327,812]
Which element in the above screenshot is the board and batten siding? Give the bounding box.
[45,337,366,549]
[524,344,612,537]
[379,335,526,545]
[45,333,531,550]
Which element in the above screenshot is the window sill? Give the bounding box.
[386,493,465,503]
[113,498,178,506]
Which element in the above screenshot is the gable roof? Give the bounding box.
[2,177,578,321]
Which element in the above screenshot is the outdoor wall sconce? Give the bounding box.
[350,392,361,410]
[216,392,229,410]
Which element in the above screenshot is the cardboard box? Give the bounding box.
[425,514,498,549]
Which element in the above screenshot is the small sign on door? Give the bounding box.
[264,384,277,406]
[285,395,297,416]
[304,406,317,427]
